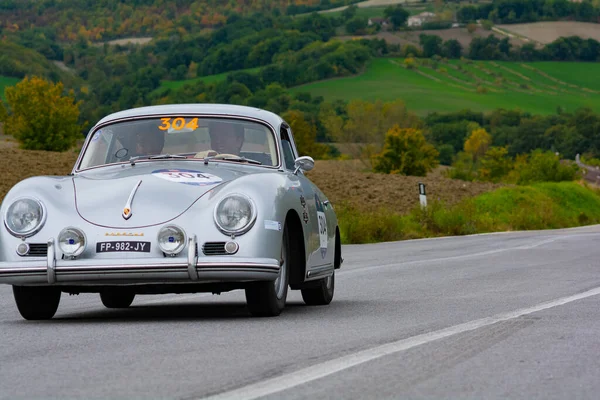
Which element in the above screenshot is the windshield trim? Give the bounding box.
[72,114,282,173]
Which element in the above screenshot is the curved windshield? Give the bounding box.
[78,116,279,169]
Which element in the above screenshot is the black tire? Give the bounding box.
[12,285,61,320]
[100,290,135,308]
[301,271,335,306]
[245,224,290,317]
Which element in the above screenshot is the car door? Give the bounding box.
[279,124,334,271]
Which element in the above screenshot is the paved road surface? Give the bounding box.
[2,225,600,399]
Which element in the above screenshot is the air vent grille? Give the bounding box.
[25,243,48,257]
[202,242,227,256]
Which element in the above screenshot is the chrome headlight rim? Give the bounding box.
[58,226,87,257]
[3,196,47,238]
[157,224,187,255]
[213,192,257,236]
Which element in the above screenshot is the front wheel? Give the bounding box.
[12,285,61,320]
[245,225,290,317]
[100,290,135,308]
[301,272,335,306]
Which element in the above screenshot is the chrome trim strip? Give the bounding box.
[47,238,56,284]
[306,264,334,279]
[187,235,199,281]
[122,179,142,220]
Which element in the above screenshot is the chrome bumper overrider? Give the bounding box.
[0,236,279,286]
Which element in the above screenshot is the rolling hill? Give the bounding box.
[289,57,600,115]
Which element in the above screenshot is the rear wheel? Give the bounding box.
[12,285,61,320]
[100,290,135,308]
[245,224,290,317]
[301,272,335,305]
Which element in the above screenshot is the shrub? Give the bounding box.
[437,144,455,166]
[3,76,83,151]
[447,151,476,181]
[404,57,417,69]
[373,125,439,176]
[507,150,581,185]
[481,20,494,30]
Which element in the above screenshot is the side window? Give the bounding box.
[280,125,296,171]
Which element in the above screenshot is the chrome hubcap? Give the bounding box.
[326,274,333,290]
[275,238,287,299]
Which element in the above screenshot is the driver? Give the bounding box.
[132,129,165,157]
[207,120,245,155]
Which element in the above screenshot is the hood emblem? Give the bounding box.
[123,179,142,220]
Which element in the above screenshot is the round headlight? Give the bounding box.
[157,225,186,255]
[4,197,46,237]
[58,227,86,257]
[214,193,256,235]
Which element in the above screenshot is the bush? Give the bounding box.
[373,125,439,176]
[481,19,494,30]
[404,57,417,69]
[507,150,581,185]
[437,144,455,166]
[3,76,83,151]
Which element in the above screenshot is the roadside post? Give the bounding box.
[418,182,427,209]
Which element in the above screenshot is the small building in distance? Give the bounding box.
[407,11,436,27]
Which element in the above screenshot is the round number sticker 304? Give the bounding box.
[152,168,223,186]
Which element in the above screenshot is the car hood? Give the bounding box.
[73,162,249,228]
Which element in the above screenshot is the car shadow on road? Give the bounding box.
[40,300,350,323]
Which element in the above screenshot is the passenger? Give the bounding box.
[207,120,245,155]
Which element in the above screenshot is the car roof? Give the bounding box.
[93,103,285,130]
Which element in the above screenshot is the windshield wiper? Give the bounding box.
[203,155,262,165]
[148,153,187,160]
[129,153,187,166]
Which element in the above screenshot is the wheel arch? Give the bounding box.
[285,209,307,288]
[334,225,341,269]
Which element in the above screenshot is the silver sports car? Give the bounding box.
[0,104,342,320]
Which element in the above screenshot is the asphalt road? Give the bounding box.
[2,225,600,399]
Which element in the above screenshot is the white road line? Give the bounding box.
[199,285,600,400]
[340,233,599,276]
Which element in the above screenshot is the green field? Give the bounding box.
[289,58,600,115]
[0,76,20,101]
[158,66,262,92]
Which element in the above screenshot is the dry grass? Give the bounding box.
[306,159,504,214]
[496,21,600,44]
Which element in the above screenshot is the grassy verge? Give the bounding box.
[337,181,600,244]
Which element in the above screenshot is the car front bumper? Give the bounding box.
[0,237,280,286]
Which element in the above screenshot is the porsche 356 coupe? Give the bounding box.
[0,104,342,320]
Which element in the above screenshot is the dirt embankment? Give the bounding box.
[307,160,503,213]
[0,143,502,214]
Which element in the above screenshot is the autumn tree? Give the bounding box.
[464,127,491,162]
[478,146,513,182]
[373,126,439,176]
[282,109,330,159]
[3,76,84,151]
[323,99,422,169]
[0,100,7,123]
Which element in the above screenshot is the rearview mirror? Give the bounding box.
[294,156,314,174]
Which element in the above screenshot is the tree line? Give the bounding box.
[456,0,600,24]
